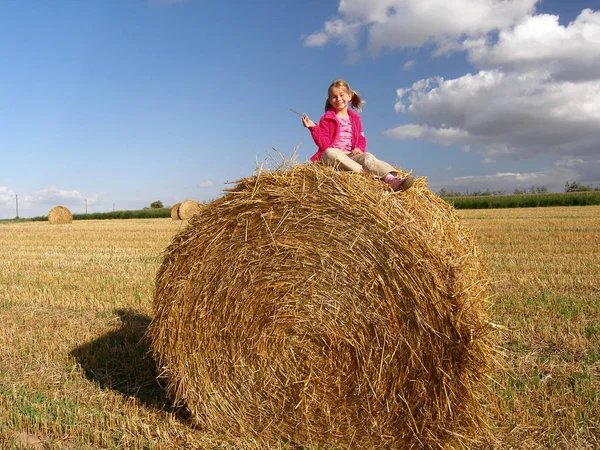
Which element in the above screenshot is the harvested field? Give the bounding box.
[0,205,598,449]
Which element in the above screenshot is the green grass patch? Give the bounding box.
[444,191,600,209]
[1,208,173,223]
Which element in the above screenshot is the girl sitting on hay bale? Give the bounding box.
[300,79,414,192]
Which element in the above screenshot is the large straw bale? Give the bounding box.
[148,163,497,449]
[170,202,182,220]
[48,205,73,224]
[177,199,202,220]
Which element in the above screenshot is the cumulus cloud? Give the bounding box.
[385,123,471,146]
[23,186,101,213]
[303,19,363,49]
[25,186,85,204]
[389,70,600,159]
[302,0,538,54]
[385,7,600,189]
[465,9,600,81]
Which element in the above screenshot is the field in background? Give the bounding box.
[0,207,598,449]
[461,206,599,449]
[444,191,600,209]
[2,191,600,225]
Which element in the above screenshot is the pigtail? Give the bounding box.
[350,90,364,112]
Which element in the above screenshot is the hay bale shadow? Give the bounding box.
[70,309,186,417]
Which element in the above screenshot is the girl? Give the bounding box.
[302,79,414,192]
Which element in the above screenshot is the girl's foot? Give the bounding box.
[384,174,415,191]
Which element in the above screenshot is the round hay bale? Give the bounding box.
[48,205,73,224]
[177,199,202,220]
[170,202,182,220]
[148,163,497,449]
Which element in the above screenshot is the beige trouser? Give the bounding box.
[321,148,396,178]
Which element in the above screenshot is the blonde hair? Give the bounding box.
[324,79,365,113]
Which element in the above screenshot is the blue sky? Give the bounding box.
[1,0,599,219]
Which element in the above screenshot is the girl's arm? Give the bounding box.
[308,116,336,151]
[302,114,328,149]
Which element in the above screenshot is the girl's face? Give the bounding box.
[328,87,352,113]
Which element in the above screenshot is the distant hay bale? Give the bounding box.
[148,163,497,449]
[170,202,181,220]
[177,199,202,220]
[48,205,73,224]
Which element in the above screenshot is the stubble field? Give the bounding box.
[0,206,598,449]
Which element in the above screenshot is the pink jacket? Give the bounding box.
[309,109,367,162]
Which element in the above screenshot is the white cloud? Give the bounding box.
[385,123,471,146]
[23,186,102,213]
[429,157,600,193]
[466,9,600,81]
[197,181,213,188]
[389,70,600,159]
[303,32,329,47]
[303,19,363,49]
[303,0,538,53]
[402,60,416,71]
[0,186,16,205]
[25,186,85,204]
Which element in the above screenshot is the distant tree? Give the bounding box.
[150,200,164,209]
[565,181,592,192]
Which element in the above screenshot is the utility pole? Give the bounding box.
[15,194,19,219]
[85,199,88,214]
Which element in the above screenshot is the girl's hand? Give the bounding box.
[302,115,315,128]
[349,148,362,156]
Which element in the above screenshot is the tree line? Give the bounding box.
[439,181,599,197]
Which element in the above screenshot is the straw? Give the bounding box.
[148,161,498,449]
[290,108,305,117]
